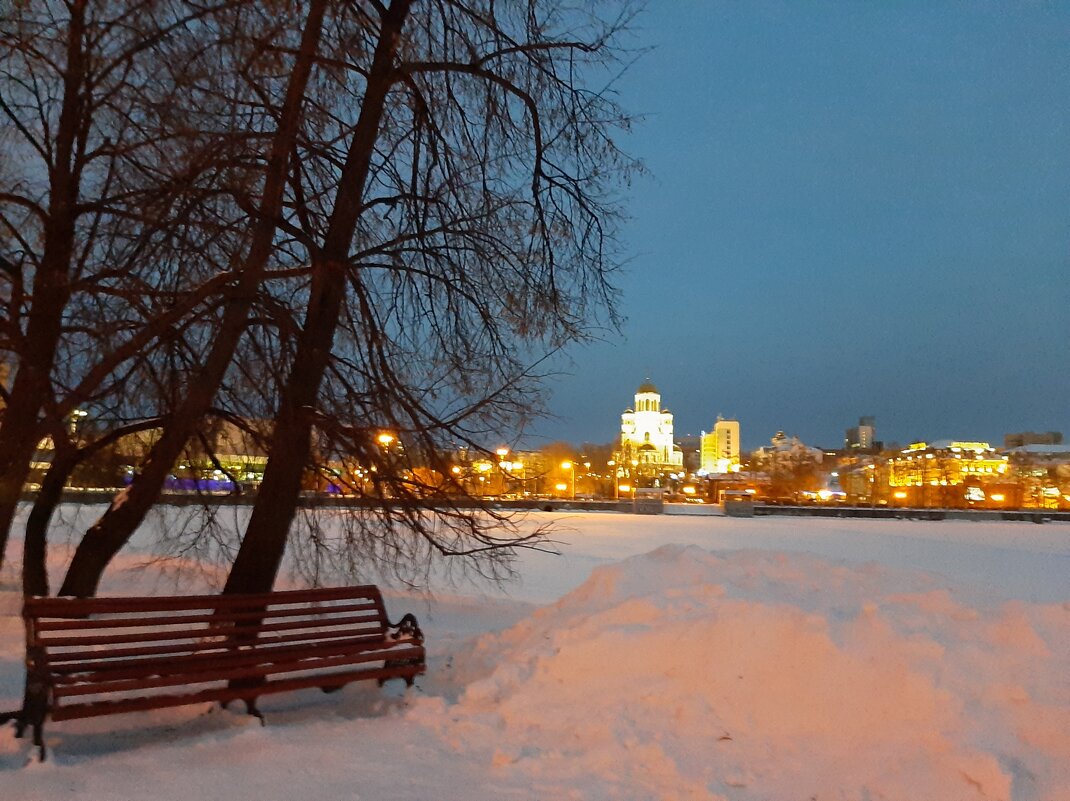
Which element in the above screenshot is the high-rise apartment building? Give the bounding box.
[845,416,876,450]
[700,416,741,474]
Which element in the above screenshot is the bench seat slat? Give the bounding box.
[45,628,389,669]
[51,634,418,684]
[50,663,423,722]
[53,643,425,699]
[34,600,380,632]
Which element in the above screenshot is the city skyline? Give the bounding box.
[531,1,1070,449]
[530,373,1064,453]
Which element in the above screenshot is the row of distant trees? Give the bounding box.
[0,0,637,598]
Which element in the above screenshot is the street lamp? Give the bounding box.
[69,408,89,437]
[496,447,510,496]
[560,460,575,500]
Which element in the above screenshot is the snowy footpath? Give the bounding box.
[1,508,1068,800]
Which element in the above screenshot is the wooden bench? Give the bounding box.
[3,585,425,759]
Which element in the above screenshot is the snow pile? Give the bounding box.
[1,513,1068,801]
[412,545,1069,800]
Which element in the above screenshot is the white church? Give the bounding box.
[616,380,684,477]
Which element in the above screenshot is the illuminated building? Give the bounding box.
[450,448,543,497]
[616,380,683,480]
[699,416,741,474]
[1005,443,1070,509]
[887,440,1008,506]
[748,431,825,500]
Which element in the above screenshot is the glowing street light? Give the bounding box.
[377,432,395,447]
[69,408,89,436]
[560,460,575,500]
[496,448,510,496]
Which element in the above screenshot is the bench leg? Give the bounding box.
[3,708,46,761]
[244,699,265,726]
[380,657,423,689]
[33,720,46,762]
[16,673,50,760]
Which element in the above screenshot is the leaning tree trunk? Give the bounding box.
[25,416,164,598]
[57,0,330,598]
[224,0,413,596]
[20,445,80,599]
[0,0,87,572]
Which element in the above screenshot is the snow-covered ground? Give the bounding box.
[1,507,1068,800]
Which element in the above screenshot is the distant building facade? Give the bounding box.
[886,440,1008,507]
[700,416,741,474]
[845,416,877,450]
[616,380,683,480]
[1004,431,1063,449]
[675,434,702,473]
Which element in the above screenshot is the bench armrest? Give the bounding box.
[386,612,423,644]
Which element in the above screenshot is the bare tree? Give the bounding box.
[0,0,249,571]
[3,0,636,600]
[58,0,330,597]
[224,0,636,594]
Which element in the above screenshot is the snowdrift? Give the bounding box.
[413,545,1069,800]
[2,517,1068,801]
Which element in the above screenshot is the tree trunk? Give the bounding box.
[224,0,413,595]
[57,0,329,598]
[20,446,81,599]
[0,0,87,572]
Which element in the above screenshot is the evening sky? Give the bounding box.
[535,0,1070,451]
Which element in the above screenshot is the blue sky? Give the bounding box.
[535,0,1070,450]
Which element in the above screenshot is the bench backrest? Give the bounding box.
[24,585,393,674]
